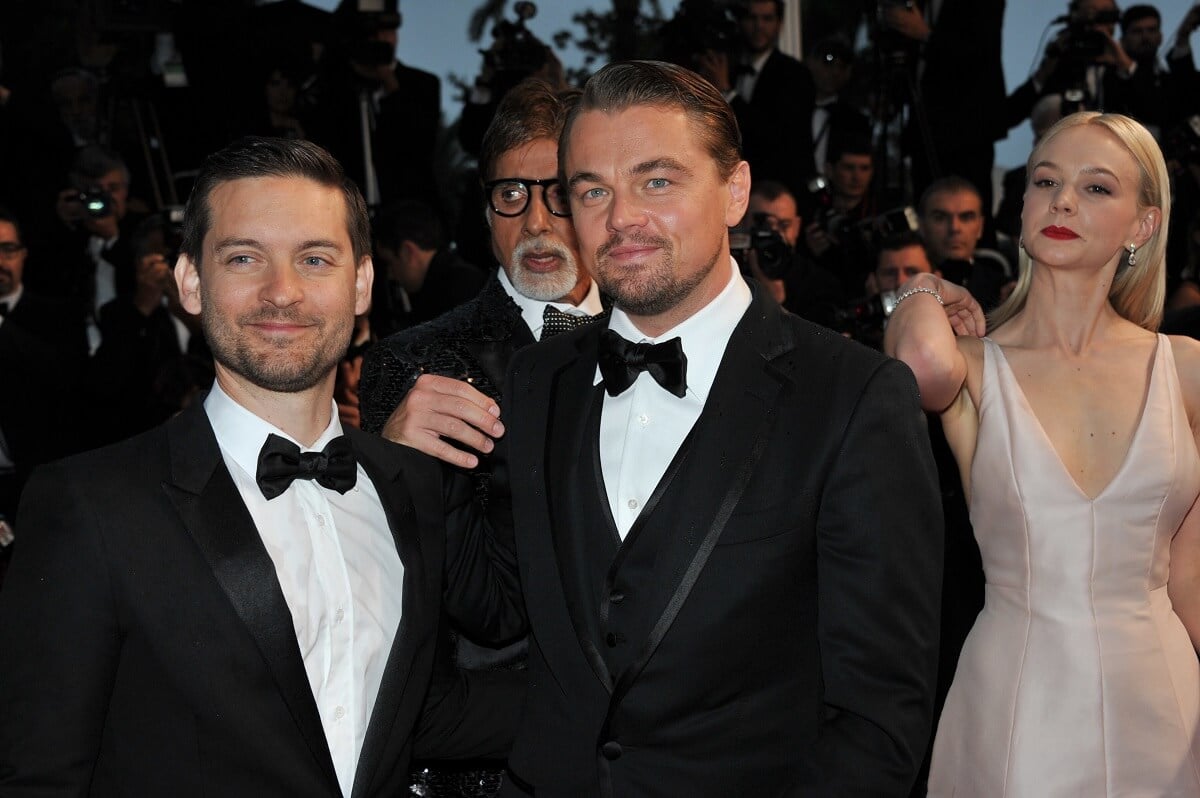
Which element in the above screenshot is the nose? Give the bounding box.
[606,190,648,233]
[260,262,304,308]
[1050,185,1075,215]
[522,187,553,236]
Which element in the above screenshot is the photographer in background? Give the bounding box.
[917,176,1011,312]
[1004,0,1136,129]
[308,0,440,210]
[28,145,145,353]
[802,136,878,300]
[734,179,844,329]
[836,231,935,349]
[696,0,809,197]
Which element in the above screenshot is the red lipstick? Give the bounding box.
[1041,226,1079,240]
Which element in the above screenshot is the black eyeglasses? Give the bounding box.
[484,178,571,218]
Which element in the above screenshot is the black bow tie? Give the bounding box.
[256,433,358,501]
[541,305,591,339]
[597,329,688,398]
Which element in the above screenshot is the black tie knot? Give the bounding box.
[542,305,592,339]
[256,433,358,500]
[597,329,688,398]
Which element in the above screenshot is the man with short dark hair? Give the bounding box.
[0,137,522,797]
[495,60,942,797]
[917,176,1010,311]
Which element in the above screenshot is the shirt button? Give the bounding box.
[610,590,625,604]
[601,740,623,760]
[334,706,345,720]
[605,632,618,647]
[316,514,326,527]
[335,608,345,623]
[627,498,639,510]
[638,413,649,425]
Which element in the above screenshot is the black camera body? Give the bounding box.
[730,213,792,279]
[482,2,549,87]
[659,0,739,68]
[1053,8,1119,68]
[336,0,402,67]
[814,203,919,254]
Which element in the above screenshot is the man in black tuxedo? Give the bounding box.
[0,138,523,797]
[0,208,87,577]
[359,78,602,797]
[493,60,943,797]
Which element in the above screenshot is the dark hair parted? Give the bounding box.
[562,60,742,180]
[179,136,370,267]
[479,79,581,184]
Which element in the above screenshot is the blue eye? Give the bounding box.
[582,187,607,202]
[647,178,670,189]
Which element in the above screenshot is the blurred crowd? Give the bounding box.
[3,0,1200,575]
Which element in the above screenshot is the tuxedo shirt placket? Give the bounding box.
[204,384,403,798]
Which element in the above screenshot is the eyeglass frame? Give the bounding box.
[0,242,26,259]
[483,177,572,218]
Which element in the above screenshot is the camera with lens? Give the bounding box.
[1051,7,1119,68]
[75,188,115,219]
[833,289,899,348]
[479,2,550,91]
[730,212,792,280]
[812,197,919,256]
[659,0,739,68]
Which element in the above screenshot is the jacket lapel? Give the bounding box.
[607,289,796,706]
[346,429,430,798]
[160,403,340,794]
[539,327,616,693]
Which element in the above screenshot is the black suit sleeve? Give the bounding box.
[442,462,526,646]
[811,359,943,795]
[413,659,526,761]
[0,463,122,794]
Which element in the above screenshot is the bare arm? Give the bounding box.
[380,374,504,469]
[1169,335,1200,650]
[883,273,985,413]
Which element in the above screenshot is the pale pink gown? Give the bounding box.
[928,336,1200,797]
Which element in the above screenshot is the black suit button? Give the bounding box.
[605,632,617,647]
[601,741,623,760]
[609,590,625,604]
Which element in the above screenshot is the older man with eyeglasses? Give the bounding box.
[358,77,602,798]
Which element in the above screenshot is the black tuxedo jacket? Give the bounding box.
[0,401,523,797]
[492,287,943,797]
[732,48,810,197]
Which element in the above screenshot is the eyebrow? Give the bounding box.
[1031,161,1121,182]
[212,237,344,254]
[630,157,693,178]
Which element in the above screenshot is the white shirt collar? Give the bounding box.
[204,380,344,481]
[496,266,604,341]
[0,283,23,308]
[599,258,751,402]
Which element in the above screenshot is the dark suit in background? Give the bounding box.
[732,49,810,198]
[0,401,523,797]
[495,286,943,797]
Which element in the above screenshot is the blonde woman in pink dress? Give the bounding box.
[886,112,1200,796]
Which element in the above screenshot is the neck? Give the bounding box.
[215,367,336,447]
[1009,263,1126,353]
[559,274,593,307]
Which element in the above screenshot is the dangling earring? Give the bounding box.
[1126,243,1138,267]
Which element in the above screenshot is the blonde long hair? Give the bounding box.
[989,112,1170,331]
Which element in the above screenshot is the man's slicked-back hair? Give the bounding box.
[180,136,371,267]
[562,60,743,180]
[479,79,582,184]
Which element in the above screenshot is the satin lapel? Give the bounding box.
[606,290,796,710]
[160,403,339,793]
[346,429,427,798]
[544,330,615,693]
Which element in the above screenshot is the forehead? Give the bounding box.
[205,175,350,243]
[0,221,19,242]
[745,1,779,19]
[750,192,797,217]
[566,105,709,170]
[1126,16,1159,31]
[927,189,981,213]
[879,245,931,269]
[837,153,872,168]
[1079,0,1115,13]
[1038,124,1140,178]
[492,137,558,180]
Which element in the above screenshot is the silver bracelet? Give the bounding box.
[893,285,944,309]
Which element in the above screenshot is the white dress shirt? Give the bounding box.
[496,267,604,341]
[596,262,752,539]
[205,383,404,797]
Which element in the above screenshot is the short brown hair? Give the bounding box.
[180,137,370,267]
[561,60,742,180]
[478,78,581,184]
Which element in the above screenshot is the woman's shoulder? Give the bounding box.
[1167,334,1200,387]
